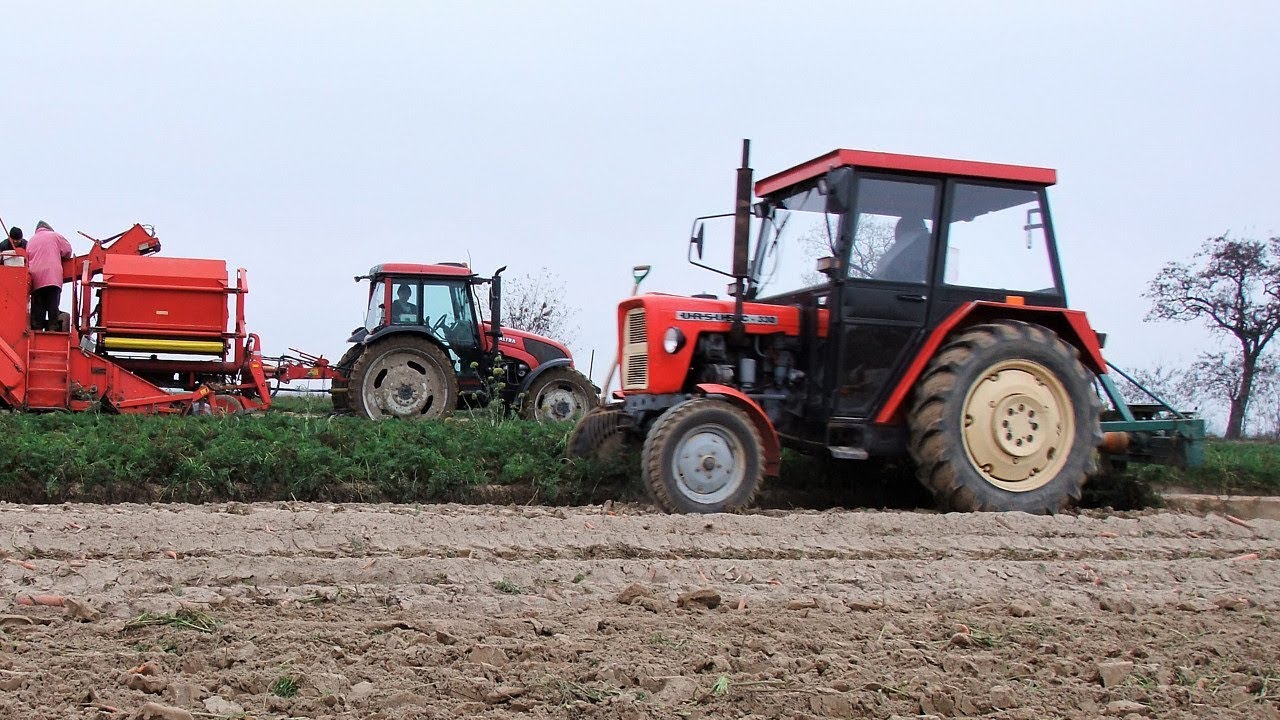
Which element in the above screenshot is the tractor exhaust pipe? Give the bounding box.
[730,139,753,345]
[489,266,506,344]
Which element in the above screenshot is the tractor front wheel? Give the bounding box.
[567,406,628,462]
[908,320,1102,513]
[349,336,458,421]
[519,367,598,422]
[642,398,763,514]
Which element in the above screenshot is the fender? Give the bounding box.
[874,301,1107,425]
[518,358,573,394]
[695,383,782,477]
[362,325,449,352]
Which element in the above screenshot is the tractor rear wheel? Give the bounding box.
[567,406,628,462]
[519,367,598,422]
[908,320,1102,513]
[330,345,363,413]
[642,398,763,513]
[349,336,458,421]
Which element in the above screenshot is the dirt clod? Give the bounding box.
[1104,699,1151,716]
[676,588,721,610]
[135,702,193,720]
[1097,660,1135,688]
[616,583,652,605]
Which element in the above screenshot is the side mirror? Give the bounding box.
[690,223,705,259]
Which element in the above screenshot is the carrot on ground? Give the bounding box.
[16,594,64,607]
[1224,514,1255,529]
[5,558,37,571]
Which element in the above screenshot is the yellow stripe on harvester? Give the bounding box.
[101,337,226,355]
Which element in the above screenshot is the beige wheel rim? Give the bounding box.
[961,359,1074,492]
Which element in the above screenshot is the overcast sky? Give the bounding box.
[3,2,1277,400]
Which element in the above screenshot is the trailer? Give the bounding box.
[0,224,270,414]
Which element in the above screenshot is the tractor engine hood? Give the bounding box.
[614,293,829,395]
[480,321,574,369]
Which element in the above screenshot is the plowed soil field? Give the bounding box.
[1,503,1277,719]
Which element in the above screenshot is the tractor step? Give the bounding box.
[828,446,869,460]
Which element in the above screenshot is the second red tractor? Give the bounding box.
[570,142,1202,514]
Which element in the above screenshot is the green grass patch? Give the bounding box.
[124,608,220,633]
[268,393,332,414]
[1131,440,1280,495]
[0,413,639,505]
[270,675,300,698]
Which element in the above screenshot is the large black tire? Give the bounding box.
[349,336,458,421]
[641,398,763,514]
[908,320,1103,513]
[518,367,598,422]
[567,406,628,461]
[330,344,364,413]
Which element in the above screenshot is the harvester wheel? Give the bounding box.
[209,394,245,416]
[567,406,628,462]
[907,320,1102,513]
[642,398,763,514]
[349,336,457,421]
[330,345,363,413]
[519,367,598,422]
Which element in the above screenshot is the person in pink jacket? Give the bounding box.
[27,221,73,331]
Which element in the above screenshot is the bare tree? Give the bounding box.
[799,216,894,285]
[1115,362,1201,411]
[500,267,579,343]
[1145,234,1280,438]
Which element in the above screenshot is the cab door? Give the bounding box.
[831,174,942,418]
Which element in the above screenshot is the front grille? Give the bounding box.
[624,354,649,388]
[621,308,648,390]
[625,308,647,346]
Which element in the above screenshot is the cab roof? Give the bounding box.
[754,148,1057,197]
[369,262,474,278]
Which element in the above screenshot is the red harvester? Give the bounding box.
[0,224,270,414]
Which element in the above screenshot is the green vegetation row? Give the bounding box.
[0,409,1275,507]
[1127,440,1280,495]
[0,413,635,505]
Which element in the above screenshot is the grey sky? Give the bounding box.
[3,2,1277,395]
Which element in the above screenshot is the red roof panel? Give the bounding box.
[754,149,1056,197]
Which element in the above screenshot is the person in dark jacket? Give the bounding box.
[0,226,24,251]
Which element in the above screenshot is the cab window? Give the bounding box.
[391,281,421,324]
[846,177,938,284]
[942,183,1059,294]
[364,280,386,331]
[423,281,478,349]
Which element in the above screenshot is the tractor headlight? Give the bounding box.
[663,327,686,354]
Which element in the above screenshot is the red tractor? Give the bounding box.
[316,263,597,421]
[570,142,1202,513]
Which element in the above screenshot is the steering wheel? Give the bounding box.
[429,314,448,334]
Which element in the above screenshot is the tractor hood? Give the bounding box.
[614,293,828,394]
[480,321,574,369]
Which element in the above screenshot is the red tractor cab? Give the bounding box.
[330,263,597,422]
[570,142,1202,514]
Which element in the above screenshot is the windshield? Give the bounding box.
[750,185,840,297]
[364,279,386,331]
